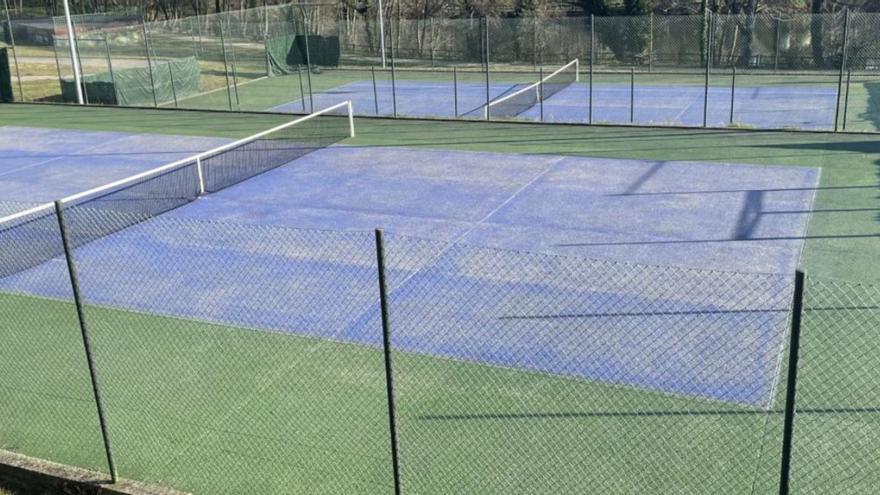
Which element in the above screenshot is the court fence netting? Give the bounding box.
[0,206,877,493]
[2,3,879,132]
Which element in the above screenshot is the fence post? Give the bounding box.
[630,67,635,123]
[54,201,118,484]
[301,6,315,113]
[453,66,459,117]
[297,65,306,112]
[229,42,241,110]
[648,13,654,72]
[702,12,712,128]
[484,16,490,121]
[539,66,544,122]
[589,14,594,124]
[60,0,83,104]
[371,66,379,115]
[374,229,403,495]
[834,9,850,132]
[167,62,178,108]
[842,69,851,131]
[73,34,89,105]
[103,35,116,98]
[773,17,780,71]
[2,0,24,100]
[729,65,736,125]
[218,24,234,111]
[51,38,64,96]
[142,21,159,107]
[779,270,806,495]
[389,24,397,118]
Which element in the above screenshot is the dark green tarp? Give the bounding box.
[0,48,12,102]
[266,34,339,75]
[61,56,200,106]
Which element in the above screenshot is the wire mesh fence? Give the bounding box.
[4,4,879,132]
[0,208,877,493]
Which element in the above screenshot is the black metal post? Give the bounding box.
[630,67,635,123]
[589,14,594,124]
[834,9,850,132]
[779,270,806,495]
[74,34,89,105]
[167,62,178,108]
[142,22,158,107]
[54,201,118,484]
[218,24,234,111]
[703,12,711,128]
[374,229,403,495]
[103,35,116,92]
[842,69,851,131]
[453,66,459,117]
[774,17,780,71]
[297,65,306,112]
[301,9,314,113]
[2,0,23,100]
[539,66,544,122]
[229,42,241,110]
[371,66,379,115]
[388,21,397,117]
[51,37,64,94]
[729,66,736,125]
[648,13,653,72]
[483,17,490,121]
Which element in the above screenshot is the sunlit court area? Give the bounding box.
[0,1,879,494]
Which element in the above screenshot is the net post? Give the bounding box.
[589,14,594,125]
[702,11,712,128]
[196,157,206,195]
[53,200,118,485]
[834,9,850,132]
[842,69,851,131]
[371,66,379,115]
[218,23,234,111]
[142,21,159,107]
[347,100,356,138]
[778,269,806,495]
[729,65,736,125]
[374,229,403,495]
[453,66,459,117]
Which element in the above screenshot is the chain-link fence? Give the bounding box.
[0,206,877,493]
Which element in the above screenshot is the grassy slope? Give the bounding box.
[0,103,877,494]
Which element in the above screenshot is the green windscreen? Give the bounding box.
[61,56,200,107]
[0,48,12,102]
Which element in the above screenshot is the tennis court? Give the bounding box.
[0,102,877,495]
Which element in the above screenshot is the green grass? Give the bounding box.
[0,103,878,493]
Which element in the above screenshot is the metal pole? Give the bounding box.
[453,66,458,116]
[374,229,402,495]
[630,67,635,123]
[539,66,544,122]
[218,24,234,112]
[377,0,386,68]
[168,62,178,108]
[73,35,89,105]
[729,65,736,125]
[773,17,780,71]
[371,66,379,115]
[54,201,118,484]
[60,0,83,104]
[103,35,118,105]
[297,65,306,112]
[834,9,850,132]
[589,14,594,124]
[2,0,23,100]
[484,17,490,121]
[648,12,653,72]
[52,38,64,91]
[301,7,314,113]
[142,21,159,107]
[778,270,806,495]
[703,12,711,128]
[430,17,435,68]
[388,17,396,117]
[842,69,851,131]
[229,42,241,110]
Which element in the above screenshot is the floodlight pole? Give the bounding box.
[378,0,387,68]
[61,0,84,104]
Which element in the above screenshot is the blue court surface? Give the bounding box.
[273,80,837,130]
[0,134,820,407]
[0,126,230,207]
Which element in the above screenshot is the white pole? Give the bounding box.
[347,101,355,137]
[377,0,386,68]
[61,0,83,104]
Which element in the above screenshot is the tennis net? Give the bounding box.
[0,101,355,279]
[485,60,579,120]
